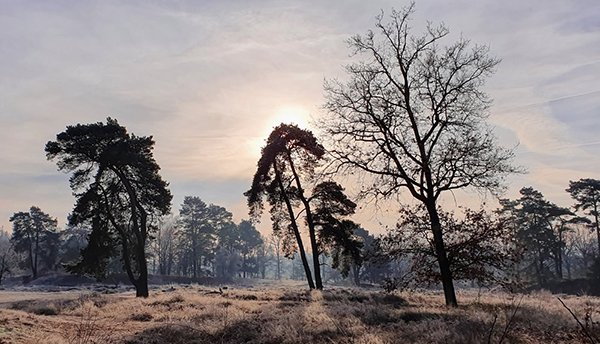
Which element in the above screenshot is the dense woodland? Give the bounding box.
[1,4,599,307]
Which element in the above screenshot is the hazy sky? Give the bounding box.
[1,0,599,234]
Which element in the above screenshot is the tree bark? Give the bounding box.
[426,203,458,307]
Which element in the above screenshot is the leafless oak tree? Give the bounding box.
[319,3,519,306]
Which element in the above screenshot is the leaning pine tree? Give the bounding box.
[319,3,519,306]
[245,124,323,289]
[245,124,360,289]
[46,118,172,297]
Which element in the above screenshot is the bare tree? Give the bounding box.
[320,4,518,305]
[154,215,179,275]
[268,232,284,280]
[0,229,15,284]
[565,224,598,278]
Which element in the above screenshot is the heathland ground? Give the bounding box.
[0,281,598,344]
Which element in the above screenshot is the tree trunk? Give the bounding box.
[33,231,39,279]
[537,250,545,287]
[276,250,281,280]
[135,238,150,297]
[426,203,457,307]
[308,227,323,289]
[595,213,600,257]
[192,233,198,279]
[135,277,149,297]
[557,230,563,279]
[110,167,151,297]
[289,221,314,289]
[352,264,361,287]
[28,243,35,280]
[243,254,247,278]
[274,164,315,289]
[286,153,323,289]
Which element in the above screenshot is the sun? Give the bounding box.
[248,105,311,155]
[270,105,309,128]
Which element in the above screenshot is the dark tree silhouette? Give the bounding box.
[179,196,232,278]
[245,124,324,289]
[498,187,583,285]
[385,206,515,287]
[9,206,60,279]
[343,226,376,286]
[238,220,263,278]
[45,118,172,297]
[60,224,90,266]
[311,181,362,279]
[567,178,600,256]
[246,124,358,289]
[319,4,518,305]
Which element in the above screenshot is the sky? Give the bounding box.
[1,0,599,235]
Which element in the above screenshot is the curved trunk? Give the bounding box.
[425,202,458,307]
[273,163,315,289]
[106,168,151,297]
[286,153,323,289]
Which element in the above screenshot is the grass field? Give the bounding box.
[0,283,598,343]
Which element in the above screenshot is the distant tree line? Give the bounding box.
[1,200,393,287]
[4,177,598,295]
[378,182,600,292]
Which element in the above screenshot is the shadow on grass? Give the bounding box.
[123,319,282,344]
[278,290,311,302]
[8,293,108,316]
[322,289,407,307]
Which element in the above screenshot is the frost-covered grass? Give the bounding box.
[0,285,598,343]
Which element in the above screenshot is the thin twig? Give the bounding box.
[557,297,597,344]
[486,312,498,344]
[498,294,523,344]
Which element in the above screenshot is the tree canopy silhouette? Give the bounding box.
[246,123,358,289]
[9,206,60,279]
[45,117,172,297]
[567,178,600,256]
[245,123,324,289]
[178,196,233,278]
[319,3,519,305]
